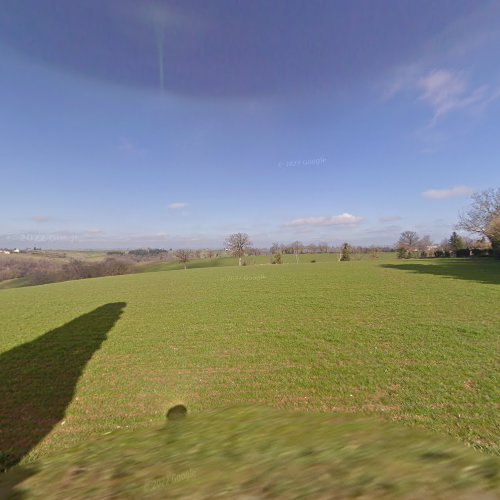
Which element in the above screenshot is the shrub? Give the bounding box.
[340,243,351,261]
[397,248,410,259]
[271,253,282,264]
[471,248,492,257]
[434,250,445,258]
[455,248,471,258]
[98,258,134,276]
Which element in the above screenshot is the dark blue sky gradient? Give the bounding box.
[0,0,478,97]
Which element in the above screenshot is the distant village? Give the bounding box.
[1,248,20,254]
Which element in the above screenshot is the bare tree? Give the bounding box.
[291,241,303,263]
[318,242,329,253]
[174,249,191,269]
[270,242,281,255]
[224,233,251,266]
[369,245,379,259]
[414,235,433,257]
[307,243,318,254]
[461,236,476,249]
[457,188,500,248]
[417,234,433,251]
[398,231,420,250]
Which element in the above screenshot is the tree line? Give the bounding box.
[0,256,134,286]
[396,188,500,259]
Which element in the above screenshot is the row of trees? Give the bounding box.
[271,242,330,254]
[221,234,369,265]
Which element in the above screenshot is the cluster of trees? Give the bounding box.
[396,187,500,259]
[58,258,134,282]
[396,231,434,259]
[458,188,500,257]
[126,247,223,266]
[396,230,494,259]
[270,241,331,255]
[0,256,134,285]
[0,255,60,283]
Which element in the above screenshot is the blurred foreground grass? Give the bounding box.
[2,407,498,499]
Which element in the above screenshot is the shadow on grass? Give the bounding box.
[381,259,500,285]
[0,302,126,472]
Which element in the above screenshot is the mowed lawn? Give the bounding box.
[0,257,499,467]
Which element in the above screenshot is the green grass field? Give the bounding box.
[0,256,499,494]
[136,251,389,273]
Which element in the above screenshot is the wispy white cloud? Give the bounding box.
[416,69,494,121]
[388,67,499,124]
[286,213,362,227]
[422,185,474,199]
[168,202,188,209]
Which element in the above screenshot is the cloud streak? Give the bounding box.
[417,69,494,122]
[168,202,188,209]
[422,185,474,199]
[286,213,362,227]
[387,66,500,126]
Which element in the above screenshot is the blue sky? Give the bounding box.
[1,0,499,249]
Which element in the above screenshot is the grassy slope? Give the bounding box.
[0,257,499,470]
[0,277,31,290]
[0,251,110,289]
[2,407,498,499]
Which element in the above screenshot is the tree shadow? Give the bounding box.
[381,259,500,286]
[0,302,126,472]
